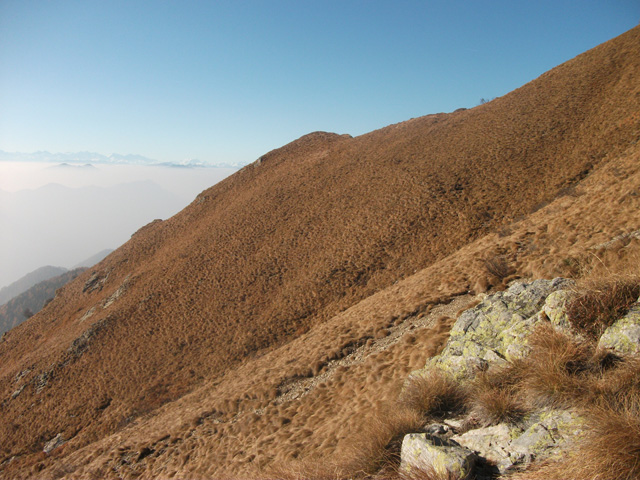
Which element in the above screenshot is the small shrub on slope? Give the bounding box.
[483,255,511,281]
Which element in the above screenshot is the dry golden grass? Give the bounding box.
[0,25,639,479]
[511,360,640,480]
[468,367,528,426]
[566,275,640,339]
[483,255,512,283]
[391,313,640,480]
[400,370,467,420]
[334,406,425,478]
[515,324,595,409]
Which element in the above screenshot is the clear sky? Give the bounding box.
[1,0,638,165]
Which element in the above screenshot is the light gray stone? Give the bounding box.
[43,434,65,454]
[427,279,571,379]
[543,290,573,331]
[400,433,476,479]
[452,424,514,470]
[598,304,640,356]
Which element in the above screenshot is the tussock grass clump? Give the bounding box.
[516,324,596,409]
[468,367,528,426]
[335,406,425,478]
[400,370,468,419]
[512,392,640,480]
[577,396,640,480]
[587,357,640,405]
[509,339,640,480]
[267,459,340,480]
[566,275,640,339]
[484,255,511,281]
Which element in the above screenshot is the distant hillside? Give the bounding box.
[0,265,67,306]
[0,268,86,336]
[0,26,639,479]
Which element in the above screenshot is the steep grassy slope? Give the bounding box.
[0,25,639,479]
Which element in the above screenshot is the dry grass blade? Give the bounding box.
[483,255,511,281]
[335,406,424,478]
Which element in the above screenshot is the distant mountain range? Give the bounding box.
[0,268,87,336]
[0,250,112,306]
[72,249,113,269]
[0,266,67,307]
[0,180,180,288]
[0,150,246,169]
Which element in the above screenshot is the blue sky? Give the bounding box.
[1,1,638,165]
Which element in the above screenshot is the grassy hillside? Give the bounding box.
[0,25,639,479]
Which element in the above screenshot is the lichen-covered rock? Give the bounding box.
[43,433,65,454]
[509,422,555,460]
[402,278,590,476]
[598,304,640,355]
[452,424,515,472]
[509,409,582,464]
[427,278,571,378]
[543,289,574,332]
[451,409,582,474]
[400,433,476,479]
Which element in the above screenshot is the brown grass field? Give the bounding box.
[0,25,639,479]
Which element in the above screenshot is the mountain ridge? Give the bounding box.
[1,25,639,479]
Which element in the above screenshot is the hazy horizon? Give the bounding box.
[0,162,236,289]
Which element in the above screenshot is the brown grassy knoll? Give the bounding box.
[1,25,640,479]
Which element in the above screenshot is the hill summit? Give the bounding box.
[1,26,640,479]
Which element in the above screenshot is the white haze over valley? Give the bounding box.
[0,162,237,289]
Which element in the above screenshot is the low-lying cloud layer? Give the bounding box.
[0,162,236,289]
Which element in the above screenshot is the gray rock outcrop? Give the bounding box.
[425,278,572,380]
[598,303,640,355]
[399,277,623,477]
[400,433,476,479]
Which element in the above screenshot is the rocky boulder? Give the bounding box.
[598,303,640,356]
[427,278,573,379]
[400,278,602,477]
[451,409,582,474]
[400,433,476,479]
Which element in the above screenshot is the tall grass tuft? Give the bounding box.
[468,366,527,426]
[566,275,640,339]
[399,369,468,419]
[517,324,594,409]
